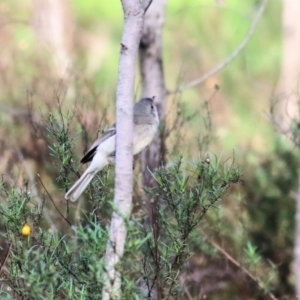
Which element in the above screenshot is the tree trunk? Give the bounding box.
[277,0,300,124]
[31,0,74,78]
[295,177,300,299]
[139,1,167,299]
[139,0,167,188]
[102,1,149,299]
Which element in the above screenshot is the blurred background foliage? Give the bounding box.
[0,0,299,299]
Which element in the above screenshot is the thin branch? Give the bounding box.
[37,174,72,226]
[15,147,57,232]
[183,286,193,300]
[169,0,269,94]
[0,243,11,274]
[143,0,153,14]
[207,238,278,300]
[265,112,290,135]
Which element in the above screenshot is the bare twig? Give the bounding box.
[169,0,269,94]
[15,147,57,232]
[143,0,153,14]
[182,284,193,300]
[207,237,278,300]
[0,243,11,274]
[37,174,72,226]
[265,112,290,135]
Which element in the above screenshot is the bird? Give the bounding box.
[65,97,159,202]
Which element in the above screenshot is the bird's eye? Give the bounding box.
[151,105,154,109]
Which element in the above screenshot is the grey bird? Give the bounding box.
[65,97,159,202]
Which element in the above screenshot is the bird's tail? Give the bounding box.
[65,169,96,202]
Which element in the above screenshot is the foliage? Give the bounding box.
[0,0,297,299]
[0,111,243,299]
[0,174,107,299]
[141,157,241,298]
[244,141,299,296]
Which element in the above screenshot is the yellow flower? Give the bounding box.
[21,224,31,236]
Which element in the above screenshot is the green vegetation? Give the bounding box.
[0,1,297,299]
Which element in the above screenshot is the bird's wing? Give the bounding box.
[80,124,116,164]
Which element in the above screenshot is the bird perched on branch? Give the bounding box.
[65,97,159,202]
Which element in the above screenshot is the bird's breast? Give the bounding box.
[133,123,158,155]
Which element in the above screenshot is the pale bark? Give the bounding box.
[280,3,300,296]
[139,0,167,188]
[295,176,300,299]
[32,0,73,78]
[102,1,149,299]
[277,0,300,124]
